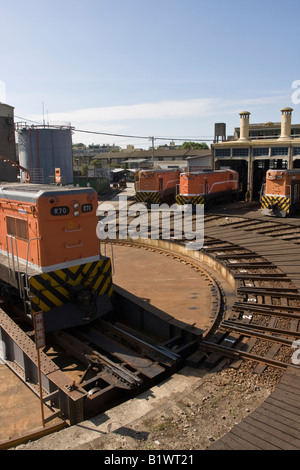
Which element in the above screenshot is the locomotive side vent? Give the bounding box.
[6,216,29,241]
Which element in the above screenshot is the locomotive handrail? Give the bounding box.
[25,237,42,283]
[65,241,83,248]
[5,235,23,298]
[98,220,115,275]
[64,226,82,233]
[207,179,238,194]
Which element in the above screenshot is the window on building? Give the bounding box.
[293,147,300,156]
[215,148,231,157]
[269,159,288,169]
[232,148,249,157]
[253,148,269,157]
[271,147,289,156]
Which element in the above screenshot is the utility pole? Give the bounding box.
[149,137,155,166]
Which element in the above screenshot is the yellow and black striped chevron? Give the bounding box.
[175,195,205,205]
[261,195,291,213]
[136,191,160,204]
[29,257,113,313]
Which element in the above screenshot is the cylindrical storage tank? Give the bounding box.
[17,126,74,184]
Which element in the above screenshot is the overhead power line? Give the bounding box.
[14,115,214,142]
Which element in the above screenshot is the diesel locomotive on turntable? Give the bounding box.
[0,184,113,331]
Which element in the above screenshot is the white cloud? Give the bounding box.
[27,93,291,147]
[29,94,290,128]
[29,98,217,125]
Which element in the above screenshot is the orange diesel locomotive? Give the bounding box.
[261,169,300,217]
[0,184,113,331]
[176,169,239,206]
[136,168,181,207]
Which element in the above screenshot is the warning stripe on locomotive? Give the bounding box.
[29,258,113,313]
[175,195,205,205]
[261,195,291,213]
[136,191,160,204]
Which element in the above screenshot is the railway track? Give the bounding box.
[204,213,300,244]
[111,205,300,375]
[0,292,197,431]
[196,213,300,374]
[3,197,300,449]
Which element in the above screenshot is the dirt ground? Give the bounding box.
[77,361,283,451]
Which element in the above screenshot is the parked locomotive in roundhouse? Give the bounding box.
[261,169,300,217]
[0,184,113,331]
[175,169,239,207]
[136,168,181,207]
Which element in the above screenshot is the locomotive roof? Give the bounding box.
[267,169,300,173]
[180,169,235,175]
[140,168,180,173]
[0,183,96,203]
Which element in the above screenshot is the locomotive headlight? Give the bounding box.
[73,210,80,217]
[73,202,80,209]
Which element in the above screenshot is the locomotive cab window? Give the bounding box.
[6,216,29,241]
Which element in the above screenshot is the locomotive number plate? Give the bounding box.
[51,206,70,216]
[81,203,93,213]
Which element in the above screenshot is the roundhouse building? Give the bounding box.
[211,107,300,201]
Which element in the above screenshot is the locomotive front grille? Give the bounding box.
[175,195,205,205]
[261,195,291,213]
[28,257,113,314]
[136,191,160,204]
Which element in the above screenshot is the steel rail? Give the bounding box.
[221,320,300,344]
[233,301,300,317]
[199,340,290,370]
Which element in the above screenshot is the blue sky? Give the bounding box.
[1,0,300,148]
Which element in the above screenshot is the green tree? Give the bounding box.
[181,142,209,150]
[81,164,88,176]
[90,159,102,168]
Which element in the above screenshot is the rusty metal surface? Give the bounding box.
[111,243,216,332]
[0,309,56,375]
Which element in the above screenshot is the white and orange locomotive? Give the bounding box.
[0,184,113,331]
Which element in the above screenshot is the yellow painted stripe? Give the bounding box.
[29,259,112,313]
[92,261,111,291]
[29,278,58,311]
[108,284,113,297]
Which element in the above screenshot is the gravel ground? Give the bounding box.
[83,361,283,451]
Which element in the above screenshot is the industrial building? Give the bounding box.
[0,103,18,182]
[211,107,300,200]
[74,147,211,176]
